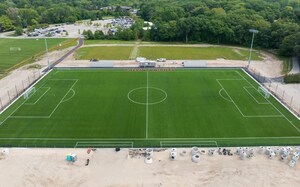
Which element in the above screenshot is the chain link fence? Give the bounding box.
[0,69,44,113]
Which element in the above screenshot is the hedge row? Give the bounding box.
[284,73,300,83]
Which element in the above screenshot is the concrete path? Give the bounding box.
[50,38,83,68]
[289,57,300,74]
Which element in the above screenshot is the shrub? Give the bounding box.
[284,73,300,83]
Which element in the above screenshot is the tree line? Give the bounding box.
[0,0,299,57]
[137,0,300,57]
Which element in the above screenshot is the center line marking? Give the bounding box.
[146,71,149,139]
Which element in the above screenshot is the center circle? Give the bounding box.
[127,87,167,105]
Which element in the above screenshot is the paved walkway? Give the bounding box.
[289,57,300,74]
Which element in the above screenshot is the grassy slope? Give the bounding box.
[139,46,262,60]
[76,46,262,61]
[0,38,76,73]
[84,40,135,44]
[0,69,299,147]
[76,46,133,60]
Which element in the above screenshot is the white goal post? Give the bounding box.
[258,86,270,99]
[23,87,36,99]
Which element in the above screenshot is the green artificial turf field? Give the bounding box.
[0,68,299,148]
[0,38,76,77]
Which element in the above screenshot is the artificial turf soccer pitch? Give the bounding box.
[0,68,300,148]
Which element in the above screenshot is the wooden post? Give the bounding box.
[282,90,285,100]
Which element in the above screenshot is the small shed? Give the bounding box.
[90,61,114,68]
[183,60,207,68]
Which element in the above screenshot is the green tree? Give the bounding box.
[14,27,23,36]
[0,15,15,32]
[94,30,105,39]
[19,8,40,27]
[279,32,300,56]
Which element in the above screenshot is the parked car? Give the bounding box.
[157,58,166,62]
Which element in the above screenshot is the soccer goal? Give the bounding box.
[9,47,22,52]
[23,87,36,99]
[258,86,270,99]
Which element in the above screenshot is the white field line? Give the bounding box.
[243,86,269,104]
[75,144,133,148]
[43,79,78,118]
[216,79,246,117]
[237,70,300,133]
[244,115,284,118]
[218,89,233,102]
[241,69,300,121]
[146,71,149,139]
[217,79,284,118]
[160,141,218,147]
[54,70,244,74]
[0,70,53,125]
[75,141,133,148]
[10,116,50,119]
[49,79,79,81]
[10,79,78,119]
[24,87,51,105]
[1,136,300,141]
[61,89,75,103]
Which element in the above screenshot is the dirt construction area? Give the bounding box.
[0,147,300,186]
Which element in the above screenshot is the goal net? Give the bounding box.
[258,86,270,99]
[23,87,36,99]
[9,47,22,52]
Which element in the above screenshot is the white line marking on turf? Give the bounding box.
[9,116,50,119]
[24,87,51,105]
[236,70,300,133]
[160,141,218,147]
[75,141,134,148]
[146,71,149,139]
[243,86,269,104]
[217,78,284,118]
[61,89,76,103]
[0,69,54,125]
[218,89,233,102]
[216,79,246,117]
[1,136,300,141]
[9,79,78,119]
[241,69,300,121]
[47,79,78,117]
[127,87,167,105]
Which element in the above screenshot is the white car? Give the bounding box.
[157,58,166,62]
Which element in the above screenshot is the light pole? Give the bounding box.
[44,37,50,70]
[247,29,259,68]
